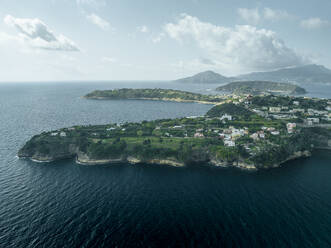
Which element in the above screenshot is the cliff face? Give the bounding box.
[18,141,77,162]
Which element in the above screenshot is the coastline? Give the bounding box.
[84,96,219,105]
[20,149,323,171]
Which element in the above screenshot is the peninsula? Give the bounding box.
[84,88,226,104]
[19,92,331,170]
[216,81,307,95]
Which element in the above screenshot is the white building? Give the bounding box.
[220,114,232,121]
[292,108,305,113]
[307,118,320,124]
[286,123,296,134]
[224,140,235,147]
[250,133,259,140]
[269,107,281,113]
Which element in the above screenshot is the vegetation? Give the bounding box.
[19,93,331,169]
[85,88,225,103]
[251,95,328,110]
[216,81,307,95]
[206,103,253,119]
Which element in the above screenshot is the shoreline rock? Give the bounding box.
[21,149,318,171]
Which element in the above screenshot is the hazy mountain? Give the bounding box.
[174,71,235,84]
[238,64,331,84]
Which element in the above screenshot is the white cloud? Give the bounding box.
[165,14,308,73]
[4,15,79,51]
[237,8,293,24]
[76,0,106,8]
[137,25,149,33]
[238,8,260,24]
[86,13,111,30]
[238,7,292,24]
[263,8,292,21]
[152,32,165,43]
[301,17,330,29]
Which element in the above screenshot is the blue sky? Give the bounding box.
[0,0,330,81]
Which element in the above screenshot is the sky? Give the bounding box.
[0,0,331,81]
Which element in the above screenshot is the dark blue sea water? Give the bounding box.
[0,81,331,248]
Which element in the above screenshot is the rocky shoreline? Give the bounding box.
[20,149,318,171]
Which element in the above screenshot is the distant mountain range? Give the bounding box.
[174,64,331,84]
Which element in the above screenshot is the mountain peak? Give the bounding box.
[175,70,233,84]
[197,70,219,75]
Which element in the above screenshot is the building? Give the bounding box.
[271,131,280,135]
[220,114,232,121]
[292,108,305,113]
[267,127,275,132]
[224,140,235,147]
[257,131,265,139]
[286,123,296,133]
[306,118,320,124]
[60,132,67,137]
[250,133,259,140]
[269,107,281,113]
[293,101,300,106]
[194,132,204,138]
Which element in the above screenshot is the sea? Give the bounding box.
[0,81,331,248]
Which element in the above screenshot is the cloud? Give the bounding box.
[76,0,106,8]
[263,8,292,21]
[238,8,260,24]
[137,25,149,33]
[164,14,308,73]
[4,15,79,51]
[238,7,292,24]
[300,17,330,29]
[152,32,165,43]
[86,13,111,30]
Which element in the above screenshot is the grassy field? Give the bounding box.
[93,136,212,150]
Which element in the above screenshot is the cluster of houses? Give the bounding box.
[193,124,284,147]
[244,96,331,125]
[49,127,76,137]
[50,131,67,137]
[250,126,281,141]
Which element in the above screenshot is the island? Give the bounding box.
[174,70,235,84]
[18,92,331,170]
[216,81,307,95]
[84,88,227,104]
